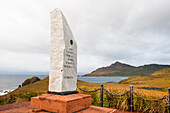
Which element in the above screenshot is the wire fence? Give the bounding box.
[78,84,170,112]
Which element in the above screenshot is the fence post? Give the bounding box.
[168,88,170,111]
[130,85,133,112]
[100,84,103,107]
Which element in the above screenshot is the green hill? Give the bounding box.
[84,61,170,77]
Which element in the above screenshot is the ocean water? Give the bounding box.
[0,75,128,96]
[78,76,128,83]
[0,75,48,96]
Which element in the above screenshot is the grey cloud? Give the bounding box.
[0,0,170,73]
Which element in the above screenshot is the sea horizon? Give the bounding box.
[0,75,128,96]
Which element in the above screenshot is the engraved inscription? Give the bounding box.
[63,47,75,79]
[64,48,74,69]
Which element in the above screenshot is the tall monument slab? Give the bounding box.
[49,9,77,94]
[31,9,92,113]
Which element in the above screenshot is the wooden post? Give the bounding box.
[130,85,133,112]
[168,88,170,111]
[100,84,103,107]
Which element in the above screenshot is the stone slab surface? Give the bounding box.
[30,94,91,113]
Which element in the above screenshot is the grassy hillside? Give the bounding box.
[0,77,101,105]
[0,75,167,105]
[119,68,170,91]
[0,69,170,112]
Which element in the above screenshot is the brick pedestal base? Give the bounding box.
[30,93,92,113]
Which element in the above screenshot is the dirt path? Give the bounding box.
[0,102,135,113]
[0,102,30,111]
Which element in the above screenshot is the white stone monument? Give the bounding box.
[31,9,91,113]
[49,9,77,94]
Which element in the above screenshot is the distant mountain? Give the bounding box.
[84,61,170,77]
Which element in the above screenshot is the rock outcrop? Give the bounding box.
[22,76,41,87]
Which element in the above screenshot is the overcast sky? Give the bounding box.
[0,0,170,73]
